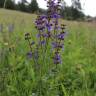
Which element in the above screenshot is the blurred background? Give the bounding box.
[0,0,96,21]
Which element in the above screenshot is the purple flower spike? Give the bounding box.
[48,26,52,32]
[29,0,66,66]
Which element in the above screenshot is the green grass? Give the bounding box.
[0,9,96,96]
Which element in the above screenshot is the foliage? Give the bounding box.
[29,0,39,13]
[61,6,85,20]
[5,0,15,10]
[0,0,86,20]
[17,0,28,12]
[0,0,5,8]
[71,0,82,10]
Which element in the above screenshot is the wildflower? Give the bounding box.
[53,52,61,64]
[36,33,41,38]
[45,0,65,64]
[27,52,33,59]
[54,25,61,30]
[53,13,60,19]
[57,32,66,40]
[35,15,47,32]
[42,33,48,38]
[52,42,58,49]
[52,42,64,50]
[46,23,53,32]
[39,40,46,45]
[31,41,35,45]
[25,0,66,65]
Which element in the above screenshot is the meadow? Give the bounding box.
[0,9,96,96]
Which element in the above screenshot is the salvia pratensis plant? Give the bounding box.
[25,0,67,94]
[26,0,66,64]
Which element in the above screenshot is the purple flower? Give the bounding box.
[30,0,65,66]
[27,52,32,58]
[40,15,47,19]
[52,42,58,49]
[35,15,48,32]
[57,32,66,40]
[31,41,35,45]
[53,53,61,64]
[53,13,60,18]
[46,23,52,32]
[36,33,41,38]
[48,26,52,32]
[42,33,48,38]
[54,26,61,30]
[52,42,64,49]
[39,40,46,45]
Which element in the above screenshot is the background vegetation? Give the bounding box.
[0,0,85,20]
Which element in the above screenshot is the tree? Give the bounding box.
[71,7,84,20]
[5,0,15,10]
[71,0,81,10]
[29,0,39,13]
[61,6,84,20]
[17,0,28,12]
[61,0,84,20]
[0,0,16,9]
[0,0,5,8]
[71,0,85,20]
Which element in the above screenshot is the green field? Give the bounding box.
[0,9,96,96]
